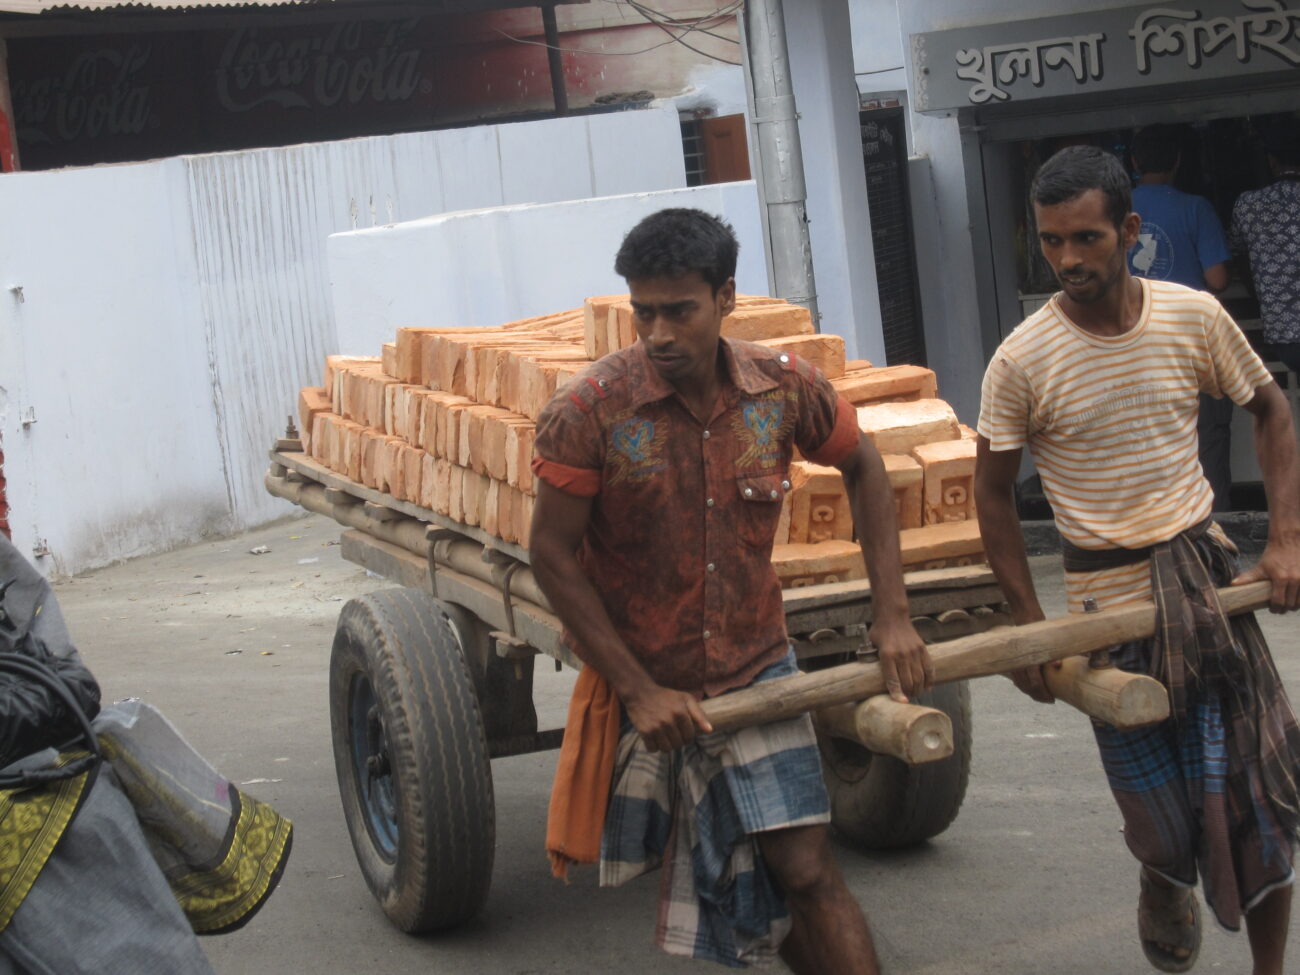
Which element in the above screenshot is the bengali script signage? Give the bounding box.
[911,0,1300,112]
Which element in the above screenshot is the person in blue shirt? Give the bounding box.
[1129,124,1235,510]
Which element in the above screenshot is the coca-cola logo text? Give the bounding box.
[216,20,425,113]
[13,45,153,145]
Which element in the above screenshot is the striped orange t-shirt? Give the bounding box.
[978,278,1272,610]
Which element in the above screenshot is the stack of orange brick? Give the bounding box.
[297,311,613,546]
[769,398,983,588]
[293,295,984,576]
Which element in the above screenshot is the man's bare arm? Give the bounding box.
[1236,380,1300,612]
[837,432,932,702]
[1203,261,1230,294]
[973,437,1054,703]
[528,481,711,751]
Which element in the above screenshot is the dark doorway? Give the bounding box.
[861,107,926,366]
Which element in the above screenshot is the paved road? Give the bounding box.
[51,513,1300,974]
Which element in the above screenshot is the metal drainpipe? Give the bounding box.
[541,5,569,116]
[742,0,818,326]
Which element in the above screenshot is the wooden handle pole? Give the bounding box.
[1043,656,1170,729]
[815,696,953,764]
[703,581,1271,733]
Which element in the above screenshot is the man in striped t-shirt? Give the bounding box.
[975,146,1300,974]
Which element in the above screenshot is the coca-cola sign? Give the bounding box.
[3,11,571,171]
[216,20,427,113]
[12,44,155,145]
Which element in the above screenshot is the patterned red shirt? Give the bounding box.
[532,338,859,697]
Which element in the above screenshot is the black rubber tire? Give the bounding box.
[819,680,972,850]
[329,588,495,933]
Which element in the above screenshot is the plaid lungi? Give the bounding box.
[1095,640,1297,929]
[1073,525,1300,931]
[599,651,830,968]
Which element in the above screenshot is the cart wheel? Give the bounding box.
[329,588,494,933]
[818,680,971,850]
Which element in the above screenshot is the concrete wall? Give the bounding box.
[850,0,907,93]
[844,1,987,422]
[896,113,988,425]
[785,0,883,365]
[329,182,769,352]
[0,105,687,576]
[0,160,232,575]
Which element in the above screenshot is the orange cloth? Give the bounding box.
[546,665,621,880]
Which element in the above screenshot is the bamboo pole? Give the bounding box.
[702,582,1272,733]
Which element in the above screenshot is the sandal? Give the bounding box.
[1138,869,1201,973]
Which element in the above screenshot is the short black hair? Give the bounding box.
[1264,116,1300,168]
[614,208,739,293]
[1031,145,1132,229]
[1131,124,1182,174]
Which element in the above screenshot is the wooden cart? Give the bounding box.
[265,441,1009,934]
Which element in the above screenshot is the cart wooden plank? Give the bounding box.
[279,449,1001,617]
[273,449,531,564]
[339,528,581,670]
[784,585,1005,635]
[778,565,997,613]
[273,451,1006,655]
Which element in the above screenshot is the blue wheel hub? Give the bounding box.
[349,673,399,859]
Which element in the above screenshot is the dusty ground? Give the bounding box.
[49,512,1300,974]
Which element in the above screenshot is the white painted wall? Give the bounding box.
[898,114,986,425]
[850,0,907,93]
[785,0,883,365]
[839,0,995,423]
[329,182,769,352]
[0,160,232,576]
[0,105,688,576]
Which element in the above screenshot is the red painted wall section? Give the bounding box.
[429,5,741,123]
[0,438,9,540]
[0,107,16,172]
